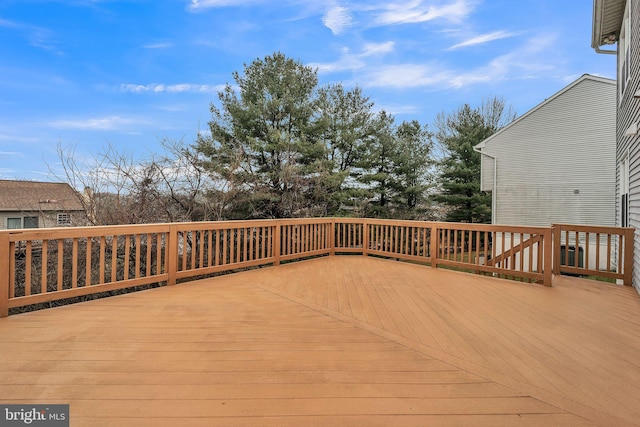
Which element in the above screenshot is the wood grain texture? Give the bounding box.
[1,256,638,425]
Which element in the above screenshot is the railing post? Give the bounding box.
[273,222,281,266]
[543,227,553,287]
[429,223,438,268]
[362,220,369,256]
[167,225,178,286]
[552,224,561,276]
[624,228,634,286]
[330,218,336,256]
[0,232,10,317]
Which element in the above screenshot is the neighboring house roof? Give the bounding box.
[0,180,84,212]
[475,74,616,150]
[592,0,626,49]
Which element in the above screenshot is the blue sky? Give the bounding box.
[0,0,615,181]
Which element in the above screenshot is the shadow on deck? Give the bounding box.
[1,256,639,426]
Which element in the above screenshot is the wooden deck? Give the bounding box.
[1,256,639,426]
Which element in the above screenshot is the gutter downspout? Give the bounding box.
[474,146,497,224]
[591,0,617,55]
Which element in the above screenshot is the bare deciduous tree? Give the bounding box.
[54,140,213,225]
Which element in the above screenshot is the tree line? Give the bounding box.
[59,52,515,225]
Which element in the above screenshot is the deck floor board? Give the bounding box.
[1,256,639,426]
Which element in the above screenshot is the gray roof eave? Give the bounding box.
[592,0,625,50]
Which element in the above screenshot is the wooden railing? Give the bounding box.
[171,220,277,281]
[278,219,334,262]
[0,219,633,316]
[433,223,552,285]
[0,224,170,317]
[553,224,634,285]
[334,220,552,283]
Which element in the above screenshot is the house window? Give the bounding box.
[23,216,39,228]
[6,218,21,229]
[57,213,72,226]
[619,2,631,98]
[621,156,630,227]
[5,216,40,229]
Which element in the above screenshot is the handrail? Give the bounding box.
[552,223,634,285]
[486,235,542,267]
[430,222,552,285]
[0,219,634,316]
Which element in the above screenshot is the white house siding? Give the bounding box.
[477,75,616,228]
[479,154,495,193]
[615,0,640,291]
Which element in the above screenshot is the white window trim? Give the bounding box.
[621,152,630,227]
[57,212,72,226]
[619,1,632,101]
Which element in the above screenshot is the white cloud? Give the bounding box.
[364,64,452,88]
[0,18,61,54]
[154,104,190,112]
[309,42,395,73]
[309,54,365,73]
[309,27,559,92]
[323,6,352,35]
[474,33,558,79]
[359,34,559,90]
[361,41,395,56]
[362,61,505,90]
[48,116,140,130]
[0,168,17,177]
[119,83,226,93]
[449,30,515,50]
[374,0,477,26]
[373,103,422,116]
[0,132,40,143]
[0,18,19,29]
[188,0,257,11]
[143,42,174,49]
